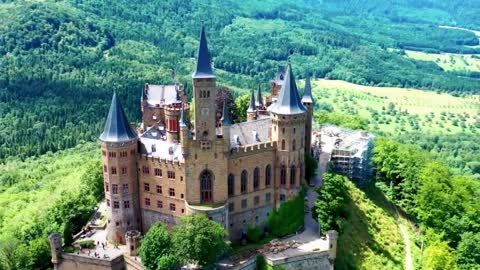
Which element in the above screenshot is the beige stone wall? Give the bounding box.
[101,140,141,244]
[137,156,187,229]
[57,254,125,270]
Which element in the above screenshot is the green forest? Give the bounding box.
[0,0,479,269]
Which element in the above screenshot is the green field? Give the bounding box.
[309,79,480,135]
[404,50,480,72]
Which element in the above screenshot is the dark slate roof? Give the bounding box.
[192,26,215,79]
[179,104,188,128]
[138,125,184,161]
[229,118,272,146]
[269,63,307,115]
[247,88,256,113]
[221,98,232,126]
[255,84,263,107]
[301,76,314,104]
[99,93,137,142]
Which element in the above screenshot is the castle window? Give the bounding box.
[113,201,119,209]
[123,184,129,194]
[112,184,118,194]
[107,199,110,207]
[156,185,162,194]
[265,165,271,187]
[145,198,150,206]
[290,165,296,186]
[104,165,107,172]
[282,128,285,134]
[280,194,286,202]
[228,174,234,197]
[281,140,285,150]
[181,193,184,199]
[121,167,127,175]
[157,200,163,208]
[167,171,175,180]
[120,151,127,158]
[130,149,136,156]
[200,170,213,203]
[169,188,175,197]
[170,203,176,212]
[102,150,106,156]
[124,201,130,209]
[254,196,260,206]
[111,167,117,175]
[241,170,248,193]
[253,167,260,191]
[266,193,271,203]
[168,119,178,132]
[228,203,234,212]
[144,183,150,192]
[241,199,247,209]
[108,152,117,158]
[154,168,162,177]
[292,139,296,151]
[293,128,296,134]
[181,209,185,213]
[142,166,150,175]
[105,182,109,192]
[280,165,286,186]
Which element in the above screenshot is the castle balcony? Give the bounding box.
[185,201,229,230]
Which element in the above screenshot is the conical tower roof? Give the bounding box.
[99,92,137,142]
[192,25,215,79]
[179,103,188,128]
[247,88,256,113]
[255,84,263,107]
[301,76,314,104]
[269,63,306,115]
[221,98,232,126]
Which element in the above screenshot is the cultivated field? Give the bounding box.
[308,79,480,135]
[404,50,480,72]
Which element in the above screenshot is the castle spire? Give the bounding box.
[221,98,232,126]
[255,84,263,107]
[247,88,256,113]
[301,76,314,104]
[99,92,137,142]
[269,63,306,115]
[192,25,215,79]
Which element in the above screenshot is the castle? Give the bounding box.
[99,26,314,244]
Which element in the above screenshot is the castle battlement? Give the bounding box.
[231,141,277,157]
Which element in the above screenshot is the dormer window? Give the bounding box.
[151,144,156,152]
[253,131,260,142]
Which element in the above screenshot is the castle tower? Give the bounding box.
[269,63,307,204]
[301,77,314,156]
[48,233,62,270]
[255,84,263,108]
[125,230,142,256]
[247,88,257,121]
[165,92,182,143]
[327,230,338,261]
[221,97,231,150]
[193,25,217,142]
[100,93,140,244]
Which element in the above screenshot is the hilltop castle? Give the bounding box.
[99,26,314,243]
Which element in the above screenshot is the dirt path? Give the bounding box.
[398,222,413,270]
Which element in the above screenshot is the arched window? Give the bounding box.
[265,165,271,187]
[281,140,285,150]
[292,139,296,151]
[290,165,296,186]
[228,174,234,197]
[241,170,248,193]
[253,167,260,191]
[280,166,286,186]
[200,170,214,203]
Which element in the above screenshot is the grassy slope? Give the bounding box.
[336,182,420,270]
[404,50,480,72]
[309,79,480,134]
[0,143,99,238]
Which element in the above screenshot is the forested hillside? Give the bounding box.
[1,0,480,162]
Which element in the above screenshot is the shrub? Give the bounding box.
[156,254,179,270]
[77,240,95,249]
[267,191,305,238]
[246,226,263,243]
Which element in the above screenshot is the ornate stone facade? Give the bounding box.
[98,26,314,244]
